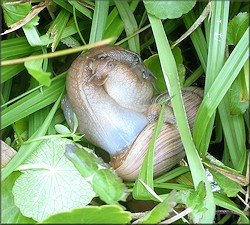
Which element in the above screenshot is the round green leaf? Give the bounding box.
[2,172,36,224]
[42,205,131,224]
[12,138,95,222]
[144,1,196,19]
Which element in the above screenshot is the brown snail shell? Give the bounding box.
[110,86,203,181]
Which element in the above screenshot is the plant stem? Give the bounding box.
[147,13,215,223]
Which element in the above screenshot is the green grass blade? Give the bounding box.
[47,9,71,52]
[68,0,92,19]
[193,27,249,152]
[147,14,215,223]
[104,1,139,45]
[218,97,247,172]
[53,0,91,19]
[89,1,109,43]
[2,73,66,129]
[114,1,140,53]
[182,9,208,70]
[183,65,204,87]
[22,26,42,46]
[1,64,25,83]
[2,21,90,61]
[132,104,165,200]
[195,1,230,157]
[2,37,40,60]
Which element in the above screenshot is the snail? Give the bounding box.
[62,45,203,181]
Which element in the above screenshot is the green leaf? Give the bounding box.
[147,13,215,223]
[144,47,185,92]
[89,1,109,43]
[55,124,71,134]
[22,26,42,46]
[2,172,36,224]
[2,72,66,129]
[67,0,92,19]
[194,1,230,158]
[13,138,95,222]
[180,182,207,223]
[104,1,138,44]
[193,27,249,155]
[144,54,166,92]
[115,1,140,53]
[144,1,196,19]
[208,168,241,197]
[229,75,249,115]
[2,2,32,27]
[136,190,178,224]
[65,144,128,205]
[24,58,51,86]
[46,9,71,52]
[1,64,25,83]
[227,12,249,45]
[42,205,131,224]
[132,104,165,201]
[154,166,190,183]
[2,93,64,181]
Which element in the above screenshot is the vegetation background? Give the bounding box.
[1,0,249,224]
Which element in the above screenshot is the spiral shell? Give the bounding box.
[110,86,203,181]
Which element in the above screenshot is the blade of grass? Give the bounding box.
[53,0,91,19]
[154,183,193,191]
[1,64,25,83]
[147,13,215,223]
[104,1,138,45]
[1,80,12,104]
[22,26,42,46]
[115,24,150,46]
[182,9,208,70]
[194,1,230,158]
[114,1,140,54]
[172,3,210,49]
[2,73,66,129]
[2,37,40,60]
[46,9,71,52]
[1,92,64,181]
[2,21,90,60]
[1,84,43,108]
[183,65,204,87]
[72,4,86,45]
[40,20,90,46]
[218,96,247,172]
[68,0,92,20]
[193,27,249,154]
[132,104,165,200]
[1,38,114,66]
[141,19,182,52]
[154,167,190,183]
[89,1,109,43]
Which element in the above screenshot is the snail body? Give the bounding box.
[62,45,203,181]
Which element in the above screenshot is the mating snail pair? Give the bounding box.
[62,45,203,181]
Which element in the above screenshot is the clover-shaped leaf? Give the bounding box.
[12,138,95,222]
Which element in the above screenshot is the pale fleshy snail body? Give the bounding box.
[62,45,203,181]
